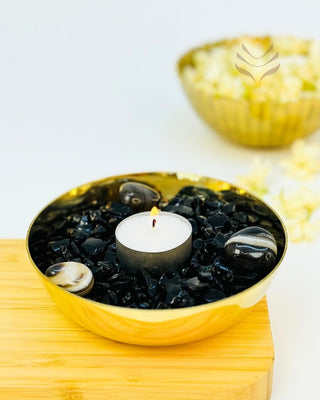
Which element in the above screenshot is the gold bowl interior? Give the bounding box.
[177,37,320,147]
[27,172,287,346]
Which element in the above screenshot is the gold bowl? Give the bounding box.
[177,37,320,147]
[26,172,287,346]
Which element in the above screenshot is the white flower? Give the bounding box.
[237,158,271,197]
[280,139,320,180]
[272,186,320,242]
[286,218,320,243]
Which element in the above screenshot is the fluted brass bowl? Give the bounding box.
[177,38,320,147]
[27,172,287,346]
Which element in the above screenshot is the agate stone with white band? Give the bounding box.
[45,261,94,296]
[224,226,277,270]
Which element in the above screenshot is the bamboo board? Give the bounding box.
[0,239,274,400]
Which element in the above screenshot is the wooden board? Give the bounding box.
[0,239,274,400]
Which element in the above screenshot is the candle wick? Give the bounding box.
[152,219,156,228]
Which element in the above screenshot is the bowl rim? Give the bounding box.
[26,171,288,316]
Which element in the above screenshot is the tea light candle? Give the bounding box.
[115,208,192,272]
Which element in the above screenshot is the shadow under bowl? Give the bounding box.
[26,172,287,346]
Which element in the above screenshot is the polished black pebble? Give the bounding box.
[224,226,277,270]
[119,182,161,211]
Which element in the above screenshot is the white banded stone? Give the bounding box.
[224,226,277,270]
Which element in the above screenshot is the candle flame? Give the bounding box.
[150,207,159,229]
[150,207,159,217]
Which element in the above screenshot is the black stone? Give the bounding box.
[193,238,204,249]
[107,290,119,305]
[221,203,236,214]
[147,279,158,297]
[203,289,225,303]
[82,258,95,269]
[214,232,229,248]
[121,292,135,306]
[224,226,277,271]
[156,301,169,309]
[119,182,161,211]
[81,238,107,257]
[198,267,215,282]
[108,202,134,216]
[203,227,215,239]
[70,241,81,256]
[247,214,260,224]
[183,277,210,292]
[103,251,117,263]
[139,301,152,309]
[163,205,194,218]
[92,224,107,235]
[166,285,195,308]
[196,215,208,226]
[205,200,221,211]
[48,238,70,252]
[188,218,199,235]
[208,212,229,229]
[233,212,248,223]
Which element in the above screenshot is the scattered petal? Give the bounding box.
[286,218,320,243]
[272,186,320,220]
[272,186,320,242]
[237,158,271,197]
[280,139,320,180]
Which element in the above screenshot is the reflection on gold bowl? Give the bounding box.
[177,37,320,147]
[26,172,287,346]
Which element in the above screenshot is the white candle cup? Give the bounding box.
[115,211,192,273]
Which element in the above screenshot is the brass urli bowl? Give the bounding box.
[27,172,287,346]
[177,37,320,147]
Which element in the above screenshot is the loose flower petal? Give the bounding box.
[286,218,320,243]
[237,158,270,197]
[272,186,320,242]
[280,139,320,180]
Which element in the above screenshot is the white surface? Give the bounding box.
[1,1,319,399]
[116,211,192,252]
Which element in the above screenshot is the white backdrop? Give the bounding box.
[1,1,320,399]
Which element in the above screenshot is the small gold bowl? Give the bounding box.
[26,172,287,346]
[177,37,320,147]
